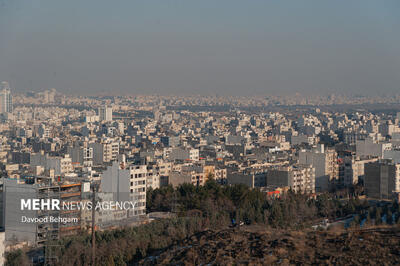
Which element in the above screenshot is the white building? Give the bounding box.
[129,165,147,216]
[189,148,200,161]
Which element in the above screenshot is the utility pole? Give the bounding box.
[91,183,97,266]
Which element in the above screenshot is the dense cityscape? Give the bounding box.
[2,0,400,264]
[0,82,400,264]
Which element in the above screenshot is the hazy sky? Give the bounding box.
[0,0,399,95]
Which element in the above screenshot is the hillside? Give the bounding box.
[141,226,400,265]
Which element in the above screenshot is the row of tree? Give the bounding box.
[147,180,377,228]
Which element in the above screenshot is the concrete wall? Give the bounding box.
[227,173,254,188]
[266,170,291,188]
[101,161,131,202]
[3,179,37,245]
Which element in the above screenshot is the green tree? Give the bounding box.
[5,249,29,266]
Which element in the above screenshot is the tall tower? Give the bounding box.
[98,106,112,121]
[0,82,13,113]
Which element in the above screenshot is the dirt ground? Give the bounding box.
[141,225,400,265]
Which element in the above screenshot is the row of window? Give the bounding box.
[134,209,145,215]
[131,173,146,178]
[130,180,146,186]
[130,187,146,193]
[131,195,146,200]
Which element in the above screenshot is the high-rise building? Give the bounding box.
[98,106,113,121]
[0,81,13,113]
[43,88,56,103]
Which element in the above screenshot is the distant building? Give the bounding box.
[356,138,391,158]
[0,81,13,113]
[291,134,315,146]
[164,147,199,162]
[98,106,113,121]
[161,136,180,147]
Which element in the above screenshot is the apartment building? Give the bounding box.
[129,165,147,216]
[100,162,147,220]
[299,144,338,192]
[90,140,119,165]
[339,156,379,186]
[266,165,315,194]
